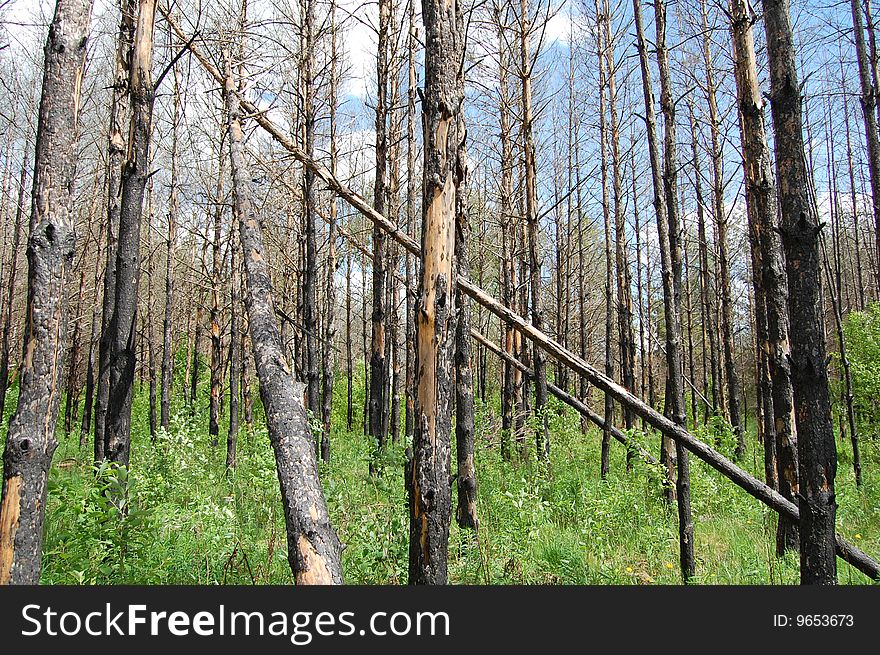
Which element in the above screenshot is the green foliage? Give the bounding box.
[841,302,880,434]
[694,414,738,460]
[28,361,880,585]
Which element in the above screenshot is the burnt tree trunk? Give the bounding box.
[404,5,418,443]
[762,0,838,584]
[95,0,136,463]
[596,0,615,479]
[227,222,240,474]
[635,0,694,581]
[105,0,157,469]
[320,0,339,462]
[602,0,635,437]
[369,0,390,475]
[209,143,226,445]
[301,0,321,438]
[409,0,463,584]
[81,187,106,444]
[729,0,799,554]
[160,42,180,432]
[224,58,343,584]
[454,121,477,530]
[520,0,550,461]
[0,0,94,585]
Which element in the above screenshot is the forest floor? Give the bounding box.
[14,367,878,585]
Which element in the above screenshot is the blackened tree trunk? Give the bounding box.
[454,121,477,530]
[160,42,180,432]
[145,190,157,441]
[190,306,202,414]
[209,144,226,445]
[241,304,254,432]
[409,0,463,584]
[320,0,339,463]
[655,0,694,581]
[369,0,390,475]
[404,4,418,443]
[496,7,515,462]
[105,0,157,469]
[0,0,94,585]
[520,0,550,461]
[602,0,635,437]
[761,0,838,585]
[81,192,106,444]
[729,0,799,554]
[633,0,677,499]
[301,0,321,437]
[227,227,240,474]
[596,0,615,479]
[224,58,343,584]
[95,0,136,463]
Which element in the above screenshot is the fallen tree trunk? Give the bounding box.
[471,331,657,467]
[163,11,880,581]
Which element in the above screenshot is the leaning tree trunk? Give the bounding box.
[0,0,94,585]
[409,0,464,585]
[105,0,157,469]
[761,0,838,585]
[224,57,343,585]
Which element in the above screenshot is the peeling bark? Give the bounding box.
[409,0,463,585]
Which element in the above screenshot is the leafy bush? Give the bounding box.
[842,302,880,435]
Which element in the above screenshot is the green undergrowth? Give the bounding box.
[1,365,876,585]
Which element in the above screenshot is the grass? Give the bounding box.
[2,363,876,585]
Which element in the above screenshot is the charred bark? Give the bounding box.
[762,0,838,584]
[224,59,343,584]
[0,0,94,585]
